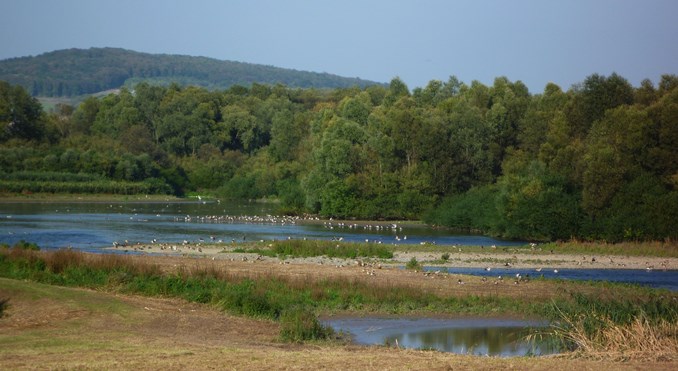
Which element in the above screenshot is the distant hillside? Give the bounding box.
[0,47,384,97]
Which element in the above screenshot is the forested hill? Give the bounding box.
[0,47,383,97]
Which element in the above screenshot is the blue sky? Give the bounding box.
[2,0,677,93]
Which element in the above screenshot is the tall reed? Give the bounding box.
[542,309,678,361]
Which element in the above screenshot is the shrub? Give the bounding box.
[406,257,421,270]
[279,307,334,342]
[441,253,450,261]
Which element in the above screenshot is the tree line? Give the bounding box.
[1,73,677,242]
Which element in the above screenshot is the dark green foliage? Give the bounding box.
[276,178,306,214]
[406,257,421,270]
[0,80,45,141]
[424,185,499,232]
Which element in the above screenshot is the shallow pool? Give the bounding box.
[323,317,560,356]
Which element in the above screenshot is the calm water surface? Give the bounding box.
[422,266,678,291]
[0,201,523,250]
[1,201,675,290]
[323,317,559,356]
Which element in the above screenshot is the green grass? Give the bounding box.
[0,276,134,319]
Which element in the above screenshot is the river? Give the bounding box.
[1,200,676,291]
[0,200,524,250]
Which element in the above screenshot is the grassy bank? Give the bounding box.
[1,243,676,358]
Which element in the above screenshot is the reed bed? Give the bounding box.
[542,310,678,361]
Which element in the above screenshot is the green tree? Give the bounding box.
[582,105,652,216]
[70,96,100,135]
[0,81,44,141]
[566,73,634,138]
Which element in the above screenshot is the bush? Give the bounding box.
[279,307,334,342]
[406,257,421,270]
[441,253,450,261]
[271,240,393,259]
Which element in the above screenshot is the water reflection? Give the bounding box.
[324,317,559,356]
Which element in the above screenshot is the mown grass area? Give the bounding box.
[1,243,676,356]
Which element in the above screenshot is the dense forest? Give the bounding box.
[0,48,382,97]
[1,73,677,242]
